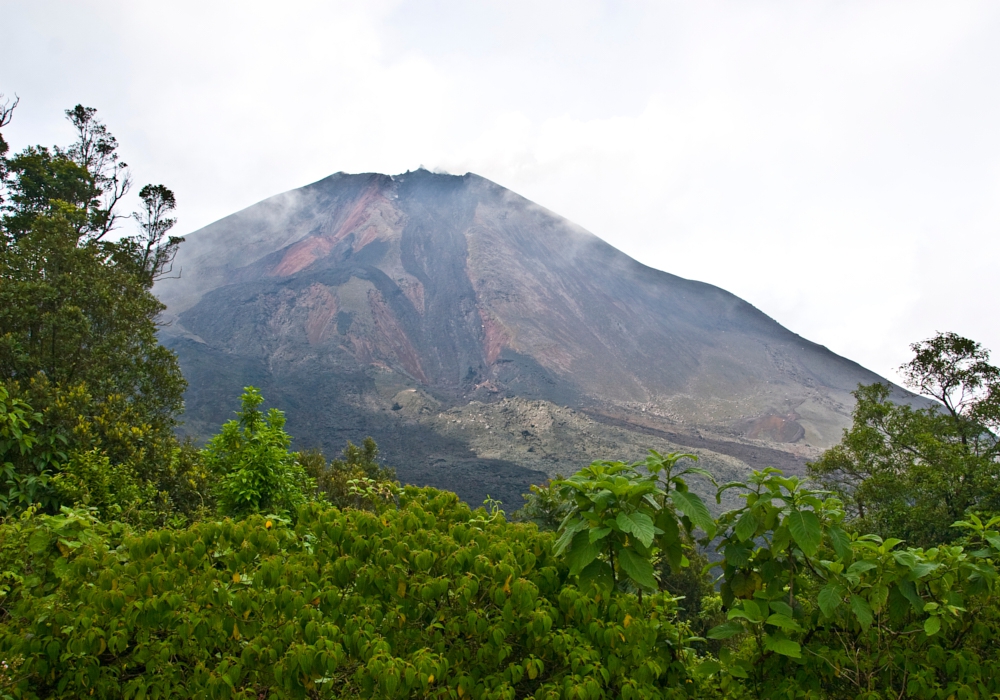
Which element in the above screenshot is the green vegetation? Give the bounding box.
[809,332,1000,547]
[202,387,314,518]
[2,96,1000,698]
[0,95,204,527]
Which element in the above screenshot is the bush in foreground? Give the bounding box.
[0,488,698,700]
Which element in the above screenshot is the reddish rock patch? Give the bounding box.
[478,308,511,365]
[303,284,338,346]
[271,182,385,276]
[368,289,428,384]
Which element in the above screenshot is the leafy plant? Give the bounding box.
[554,452,715,597]
[0,487,698,699]
[706,467,1000,698]
[810,332,1000,546]
[201,387,314,518]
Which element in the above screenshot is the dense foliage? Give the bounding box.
[201,387,314,518]
[809,332,1000,547]
[0,97,205,525]
[706,469,1000,698]
[0,490,697,700]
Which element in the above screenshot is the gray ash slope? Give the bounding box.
[157,169,912,507]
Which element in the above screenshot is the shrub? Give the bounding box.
[0,487,699,699]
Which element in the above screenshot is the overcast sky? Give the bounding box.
[4,1,999,384]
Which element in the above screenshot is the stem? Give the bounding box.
[609,544,617,587]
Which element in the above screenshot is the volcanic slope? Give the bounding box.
[156,169,909,507]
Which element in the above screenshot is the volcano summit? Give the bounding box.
[156,170,904,506]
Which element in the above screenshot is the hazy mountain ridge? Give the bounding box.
[157,169,912,505]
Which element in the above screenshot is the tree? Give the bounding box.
[704,467,1000,699]
[553,451,716,597]
[0,100,204,520]
[202,387,314,517]
[809,332,1000,547]
[126,183,184,284]
[0,94,17,201]
[302,436,399,511]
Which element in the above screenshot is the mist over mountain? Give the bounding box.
[156,170,910,506]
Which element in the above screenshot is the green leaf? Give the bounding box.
[616,512,655,548]
[850,594,873,628]
[588,527,612,544]
[669,490,716,538]
[768,600,793,618]
[924,615,941,636]
[577,559,614,592]
[764,634,802,658]
[911,561,941,579]
[663,539,683,571]
[738,599,765,623]
[554,518,588,555]
[693,659,723,677]
[734,510,758,542]
[765,613,801,632]
[847,560,877,576]
[728,663,750,679]
[615,546,657,590]
[655,509,680,546]
[566,530,600,576]
[28,530,51,554]
[786,509,822,556]
[707,620,744,639]
[896,579,923,611]
[828,525,852,560]
[818,584,843,617]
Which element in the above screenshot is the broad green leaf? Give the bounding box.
[655,509,680,546]
[566,530,600,576]
[869,584,889,613]
[911,561,941,578]
[764,634,802,658]
[727,608,754,622]
[663,539,683,571]
[896,581,924,612]
[723,542,752,568]
[768,601,793,618]
[850,594,873,628]
[728,663,750,679]
[765,613,801,632]
[588,527,612,544]
[707,621,744,639]
[786,509,822,556]
[693,659,723,677]
[818,584,843,617]
[615,546,657,590]
[828,525,852,560]
[577,559,614,592]
[669,490,716,538]
[985,533,1000,551]
[740,599,765,622]
[734,510,758,542]
[924,615,941,636]
[554,517,588,555]
[616,512,656,548]
[847,560,877,576]
[28,530,51,554]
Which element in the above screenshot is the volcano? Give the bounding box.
[156,170,908,507]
